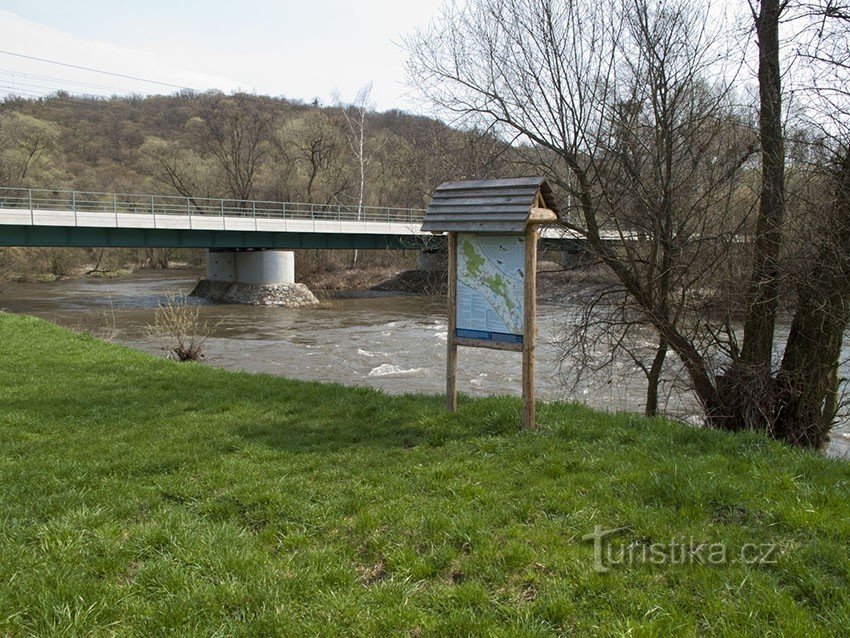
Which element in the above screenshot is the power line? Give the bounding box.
[0,76,140,97]
[0,50,198,92]
[0,69,145,94]
[2,78,112,96]
[0,51,278,112]
[0,85,54,100]
[0,83,167,111]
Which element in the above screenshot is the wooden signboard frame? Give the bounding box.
[445,216,547,429]
[422,177,559,431]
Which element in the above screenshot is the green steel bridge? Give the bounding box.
[0,187,431,250]
[0,186,590,252]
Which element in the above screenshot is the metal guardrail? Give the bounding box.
[0,186,426,226]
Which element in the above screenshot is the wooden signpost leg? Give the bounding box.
[522,226,538,429]
[446,232,458,412]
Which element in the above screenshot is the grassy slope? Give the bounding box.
[0,313,848,637]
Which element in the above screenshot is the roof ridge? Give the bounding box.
[422,177,560,233]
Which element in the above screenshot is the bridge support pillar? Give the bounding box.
[204,249,296,285]
[205,250,237,282]
[194,249,318,307]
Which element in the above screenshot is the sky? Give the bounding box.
[0,0,447,112]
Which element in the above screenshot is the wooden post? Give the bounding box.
[446,232,458,412]
[522,225,538,429]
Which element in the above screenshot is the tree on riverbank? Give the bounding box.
[406,0,850,448]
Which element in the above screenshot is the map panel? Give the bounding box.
[456,233,525,344]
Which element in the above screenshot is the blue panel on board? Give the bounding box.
[456,328,523,345]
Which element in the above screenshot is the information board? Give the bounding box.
[455,233,525,345]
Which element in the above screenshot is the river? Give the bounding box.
[2,270,847,459]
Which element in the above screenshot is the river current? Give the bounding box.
[2,271,847,458]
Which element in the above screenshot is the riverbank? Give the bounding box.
[0,312,847,636]
[303,261,617,299]
[0,245,204,283]
[0,259,200,284]
[0,246,615,299]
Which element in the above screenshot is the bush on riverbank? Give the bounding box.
[0,312,847,636]
[0,246,417,288]
[0,246,204,282]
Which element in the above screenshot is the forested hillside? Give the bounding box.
[0,91,513,208]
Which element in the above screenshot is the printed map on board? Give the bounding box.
[456,233,524,340]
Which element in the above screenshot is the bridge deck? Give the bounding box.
[0,208,424,236]
[0,187,594,249]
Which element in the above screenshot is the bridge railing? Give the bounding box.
[0,187,426,225]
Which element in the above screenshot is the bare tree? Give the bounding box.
[408,0,759,421]
[408,0,850,448]
[738,0,786,369]
[278,110,348,204]
[769,1,850,443]
[0,111,61,186]
[339,83,374,219]
[138,136,220,201]
[189,94,270,204]
[339,83,374,266]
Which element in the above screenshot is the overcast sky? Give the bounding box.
[0,1,447,112]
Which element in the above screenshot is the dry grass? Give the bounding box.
[147,293,218,361]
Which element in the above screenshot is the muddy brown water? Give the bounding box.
[1,270,847,459]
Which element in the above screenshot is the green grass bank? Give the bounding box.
[0,312,848,636]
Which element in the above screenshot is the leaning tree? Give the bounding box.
[406,0,850,447]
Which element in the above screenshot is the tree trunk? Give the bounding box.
[712,0,787,436]
[645,336,668,417]
[740,0,785,369]
[775,146,850,447]
[776,288,848,447]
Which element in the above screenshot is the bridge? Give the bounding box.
[0,186,589,288]
[0,187,428,250]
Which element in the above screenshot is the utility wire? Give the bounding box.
[0,76,146,97]
[0,85,54,99]
[0,50,198,92]
[0,69,145,94]
[0,83,170,111]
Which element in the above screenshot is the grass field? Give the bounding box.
[0,312,848,637]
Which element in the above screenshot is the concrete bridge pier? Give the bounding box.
[205,249,296,285]
[193,249,319,307]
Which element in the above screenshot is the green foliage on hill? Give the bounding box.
[0,92,514,208]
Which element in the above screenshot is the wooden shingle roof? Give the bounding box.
[421,177,560,233]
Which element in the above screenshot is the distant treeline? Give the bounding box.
[0,90,516,208]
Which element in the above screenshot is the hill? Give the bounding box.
[0,91,513,208]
